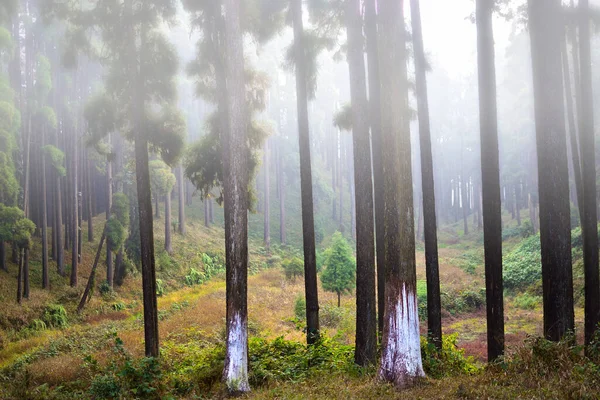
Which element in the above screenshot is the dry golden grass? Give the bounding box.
[26,353,83,387]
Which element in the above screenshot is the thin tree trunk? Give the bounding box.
[17,248,23,304]
[71,113,79,287]
[528,0,575,341]
[56,171,64,275]
[577,0,600,347]
[86,149,94,242]
[365,0,386,337]
[411,0,442,350]
[346,0,376,366]
[106,137,113,288]
[204,198,210,227]
[0,241,5,272]
[292,0,320,345]
[23,247,29,299]
[42,126,49,289]
[222,0,250,392]
[515,183,521,226]
[165,188,172,254]
[78,230,106,313]
[278,142,286,244]
[264,140,271,254]
[209,197,214,224]
[377,0,425,388]
[177,164,186,235]
[477,0,505,361]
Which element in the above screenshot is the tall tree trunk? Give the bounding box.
[209,197,214,224]
[71,107,79,287]
[165,188,172,254]
[154,194,160,218]
[332,131,337,220]
[292,0,320,345]
[264,140,271,254]
[56,169,64,275]
[204,199,210,227]
[222,0,250,392]
[462,175,469,235]
[0,241,5,272]
[106,137,113,288]
[562,35,583,222]
[377,0,425,388]
[78,229,106,313]
[42,126,49,289]
[515,183,521,226]
[346,0,376,366]
[365,0,386,336]
[17,248,23,304]
[278,141,286,244]
[86,149,94,242]
[177,164,186,235]
[528,0,575,341]
[411,0,442,350]
[135,18,159,358]
[476,0,505,361]
[578,0,600,347]
[338,138,344,231]
[23,247,29,299]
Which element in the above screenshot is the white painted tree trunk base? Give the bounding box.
[378,283,425,388]
[223,312,250,394]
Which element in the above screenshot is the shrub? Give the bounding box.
[282,257,304,282]
[41,304,68,329]
[112,302,126,312]
[503,234,541,291]
[29,319,47,331]
[321,232,356,306]
[421,333,479,378]
[185,268,205,286]
[156,279,166,296]
[294,295,306,321]
[513,293,541,310]
[99,281,112,295]
[320,304,344,328]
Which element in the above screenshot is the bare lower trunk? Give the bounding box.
[0,241,5,272]
[222,0,250,392]
[378,0,424,387]
[278,143,286,244]
[42,128,49,289]
[264,140,271,254]
[204,199,210,227]
[23,247,29,299]
[78,230,106,313]
[17,248,23,304]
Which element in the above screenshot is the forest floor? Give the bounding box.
[0,206,594,399]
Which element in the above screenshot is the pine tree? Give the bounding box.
[321,232,356,308]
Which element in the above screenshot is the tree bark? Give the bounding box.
[77,230,106,314]
[278,141,286,244]
[86,149,94,242]
[222,0,250,392]
[56,167,64,275]
[264,139,271,254]
[17,248,22,304]
[577,0,600,347]
[23,247,29,299]
[346,0,376,367]
[41,125,49,289]
[106,137,113,288]
[70,107,79,287]
[292,0,320,345]
[528,0,575,341]
[411,0,442,350]
[135,17,159,358]
[365,0,386,337]
[177,164,186,235]
[0,241,5,272]
[165,188,172,254]
[476,0,505,361]
[377,0,425,388]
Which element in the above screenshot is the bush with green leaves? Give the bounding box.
[421,333,479,378]
[185,268,205,286]
[503,234,541,291]
[320,232,356,306]
[156,279,166,296]
[319,303,345,328]
[41,304,68,329]
[282,257,304,282]
[294,295,306,321]
[513,293,541,310]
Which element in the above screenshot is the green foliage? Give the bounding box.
[99,281,113,296]
[294,295,306,321]
[34,55,53,103]
[440,288,485,316]
[513,293,542,310]
[40,304,68,329]
[421,333,479,378]
[320,303,345,328]
[502,220,535,240]
[147,107,187,167]
[29,319,47,332]
[185,268,205,286]
[111,193,130,226]
[282,257,304,281]
[320,232,356,300]
[87,333,162,400]
[36,106,57,129]
[42,145,66,177]
[156,279,166,297]
[0,204,36,247]
[84,92,117,153]
[106,216,126,252]
[503,234,541,291]
[150,159,176,195]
